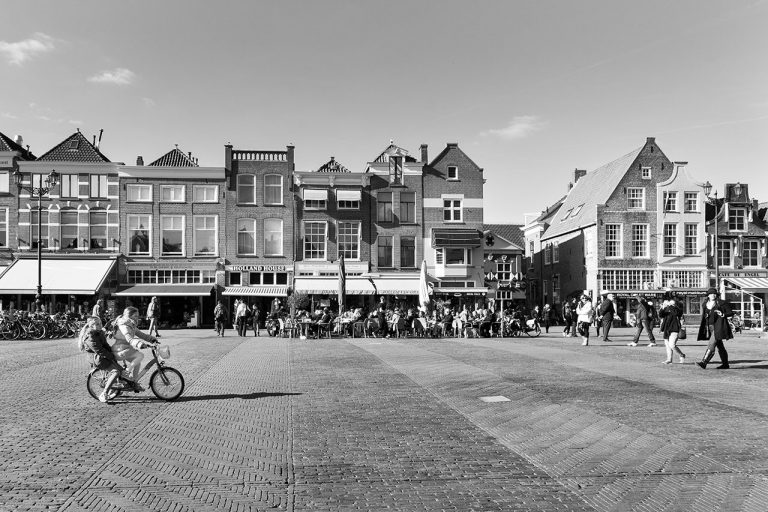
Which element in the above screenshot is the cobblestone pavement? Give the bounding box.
[1,326,767,511]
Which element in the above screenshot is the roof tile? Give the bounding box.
[149,147,198,167]
[37,131,110,163]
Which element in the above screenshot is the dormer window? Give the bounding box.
[728,208,746,231]
[389,156,403,184]
[447,166,458,180]
[69,139,80,150]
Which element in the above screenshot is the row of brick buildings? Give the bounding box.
[0,130,525,326]
[523,137,768,327]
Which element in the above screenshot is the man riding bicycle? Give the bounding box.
[111,306,158,392]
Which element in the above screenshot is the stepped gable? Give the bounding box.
[36,131,110,162]
[149,147,198,167]
[0,131,35,159]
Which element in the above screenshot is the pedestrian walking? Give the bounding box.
[628,296,657,347]
[576,293,594,346]
[146,296,161,337]
[599,293,616,341]
[593,297,602,337]
[251,304,261,336]
[696,288,733,369]
[659,291,685,364]
[235,299,249,337]
[214,300,228,337]
[562,300,573,337]
[542,303,551,333]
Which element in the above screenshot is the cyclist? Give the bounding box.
[79,315,123,403]
[111,306,157,392]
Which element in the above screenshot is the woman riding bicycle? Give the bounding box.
[111,306,158,392]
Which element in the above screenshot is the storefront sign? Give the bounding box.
[720,271,768,278]
[227,265,289,272]
[0,157,12,168]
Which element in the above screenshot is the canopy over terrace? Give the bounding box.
[0,258,115,295]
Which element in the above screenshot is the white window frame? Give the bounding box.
[544,243,551,264]
[160,185,186,203]
[684,223,698,256]
[627,188,645,210]
[89,175,108,199]
[237,218,257,256]
[237,174,256,204]
[447,165,458,180]
[663,191,678,212]
[717,239,732,268]
[59,210,79,250]
[553,242,559,263]
[684,192,699,212]
[742,239,761,268]
[127,214,152,256]
[304,199,327,210]
[641,167,652,179]
[337,221,361,260]
[126,184,152,202]
[728,207,746,231]
[304,221,327,261]
[377,192,393,222]
[443,199,463,222]
[445,247,472,266]
[89,211,108,250]
[605,224,623,259]
[161,215,185,256]
[193,185,218,203]
[264,218,284,257]
[59,174,79,199]
[631,223,649,258]
[193,215,218,256]
[663,223,678,257]
[264,174,283,205]
[0,207,8,247]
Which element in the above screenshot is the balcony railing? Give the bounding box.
[232,150,287,162]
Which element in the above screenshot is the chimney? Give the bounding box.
[567,182,574,192]
[13,135,23,146]
[224,143,233,172]
[136,156,144,166]
[447,142,458,149]
[420,144,428,163]
[188,152,192,160]
[286,144,295,168]
[646,137,656,145]
[96,129,103,149]
[574,168,587,183]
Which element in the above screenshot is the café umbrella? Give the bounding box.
[419,260,430,309]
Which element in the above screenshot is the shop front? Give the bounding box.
[432,286,489,311]
[603,288,708,326]
[293,277,375,311]
[370,273,422,311]
[722,271,768,330]
[224,264,293,316]
[0,257,117,314]
[114,284,215,328]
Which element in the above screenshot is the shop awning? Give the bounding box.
[303,189,328,201]
[431,229,482,248]
[294,278,375,295]
[433,287,489,297]
[222,285,289,297]
[0,258,115,295]
[371,278,421,295]
[724,277,768,293]
[115,284,213,297]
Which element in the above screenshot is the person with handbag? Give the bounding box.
[658,291,685,364]
[696,288,734,369]
[575,293,594,346]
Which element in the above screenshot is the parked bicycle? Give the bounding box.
[86,343,184,401]
[0,311,85,340]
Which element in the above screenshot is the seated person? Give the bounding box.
[79,315,123,403]
[111,306,157,392]
[314,308,333,337]
[441,308,454,336]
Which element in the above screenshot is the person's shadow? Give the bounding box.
[173,392,302,402]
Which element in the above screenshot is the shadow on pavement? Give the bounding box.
[173,392,302,402]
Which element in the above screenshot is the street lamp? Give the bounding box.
[702,181,719,293]
[13,169,59,312]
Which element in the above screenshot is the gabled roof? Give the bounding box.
[485,224,525,249]
[37,131,110,163]
[531,196,566,225]
[0,131,35,159]
[428,142,483,172]
[373,142,417,163]
[316,156,349,173]
[149,147,198,167]
[542,146,644,241]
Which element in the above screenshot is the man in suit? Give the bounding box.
[628,296,657,347]
[599,293,616,341]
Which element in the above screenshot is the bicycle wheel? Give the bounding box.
[86,370,122,401]
[149,367,185,401]
[526,326,541,337]
[30,323,46,340]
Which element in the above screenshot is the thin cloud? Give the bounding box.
[142,97,156,107]
[88,67,136,85]
[0,33,55,65]
[1,112,18,119]
[482,116,546,140]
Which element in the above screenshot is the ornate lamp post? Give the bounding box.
[13,169,59,311]
[702,181,719,292]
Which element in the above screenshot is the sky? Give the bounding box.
[1,0,766,223]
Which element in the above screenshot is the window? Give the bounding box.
[193,216,217,255]
[445,248,471,265]
[0,209,6,247]
[717,240,732,267]
[160,216,184,255]
[338,221,360,260]
[435,248,444,265]
[229,272,241,285]
[337,190,361,210]
[663,223,677,256]
[237,174,255,204]
[0,172,8,193]
[631,224,649,258]
[663,191,678,212]
[601,270,655,290]
[743,240,760,267]
[443,199,462,222]
[401,237,416,268]
[684,192,699,212]
[264,218,283,256]
[128,215,150,255]
[160,185,185,202]
[237,219,256,255]
[264,174,283,205]
[684,224,698,255]
[378,236,393,267]
[553,242,560,263]
[553,275,560,304]
[447,166,458,180]
[728,208,746,231]
[605,224,622,258]
[127,184,152,202]
[662,270,704,288]
[641,167,652,179]
[400,192,415,223]
[627,188,645,209]
[377,193,393,222]
[90,211,108,249]
[60,175,79,198]
[304,221,326,260]
[497,262,512,281]
[304,199,327,210]
[60,211,79,249]
[584,229,594,256]
[90,175,108,198]
[389,156,403,184]
[544,243,551,264]
[193,185,218,203]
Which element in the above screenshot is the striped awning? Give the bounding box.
[431,229,482,248]
[223,285,289,297]
[293,278,374,295]
[433,287,489,296]
[724,277,768,292]
[115,284,213,296]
